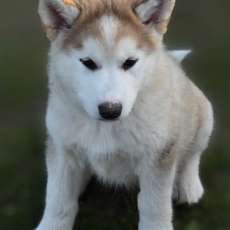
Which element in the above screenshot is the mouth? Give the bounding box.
[99,118,120,122]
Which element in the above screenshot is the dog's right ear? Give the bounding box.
[38,0,80,41]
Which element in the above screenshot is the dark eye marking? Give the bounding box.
[80,58,98,71]
[122,58,138,70]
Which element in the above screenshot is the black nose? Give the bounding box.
[98,102,122,120]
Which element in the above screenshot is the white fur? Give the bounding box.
[100,15,119,47]
[169,50,191,63]
[136,0,159,22]
[50,35,155,121]
[36,1,213,230]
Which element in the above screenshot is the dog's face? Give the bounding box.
[39,0,175,120]
[51,15,157,120]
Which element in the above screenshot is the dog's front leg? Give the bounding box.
[35,138,91,230]
[137,162,175,230]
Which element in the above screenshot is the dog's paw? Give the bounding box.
[172,177,204,204]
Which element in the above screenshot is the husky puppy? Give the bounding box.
[36,0,213,229]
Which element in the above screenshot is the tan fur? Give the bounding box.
[41,0,174,41]
[63,0,77,7]
[63,0,156,50]
[149,60,168,92]
[158,142,178,172]
[156,17,171,34]
[42,24,57,41]
[156,0,175,34]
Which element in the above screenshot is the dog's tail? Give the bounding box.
[168,50,191,63]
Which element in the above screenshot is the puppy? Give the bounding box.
[36,0,213,229]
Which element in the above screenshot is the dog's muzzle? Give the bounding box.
[98,102,122,120]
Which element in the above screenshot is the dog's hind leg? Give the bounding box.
[35,138,91,230]
[172,152,204,204]
[173,102,213,204]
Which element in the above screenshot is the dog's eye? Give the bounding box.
[122,58,138,70]
[80,59,98,71]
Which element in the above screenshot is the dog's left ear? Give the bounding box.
[135,0,175,35]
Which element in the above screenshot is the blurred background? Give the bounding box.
[0,0,229,229]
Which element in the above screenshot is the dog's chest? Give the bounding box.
[71,115,166,158]
[63,119,145,185]
[48,109,169,184]
[72,117,168,185]
[88,153,139,185]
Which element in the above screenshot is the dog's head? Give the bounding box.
[39,0,175,121]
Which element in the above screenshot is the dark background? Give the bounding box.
[0,0,230,229]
